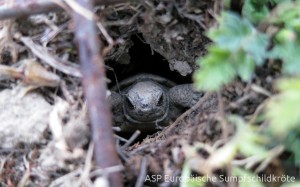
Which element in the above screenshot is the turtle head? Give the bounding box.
[124,81,169,123]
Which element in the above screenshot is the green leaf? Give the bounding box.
[284,131,300,166]
[242,32,269,65]
[236,53,255,81]
[194,46,236,91]
[233,167,265,187]
[207,116,269,168]
[180,163,205,187]
[208,140,238,168]
[267,2,300,25]
[208,13,253,51]
[275,29,296,43]
[238,139,269,158]
[281,183,300,187]
[194,12,269,91]
[242,0,269,24]
[208,12,269,65]
[229,116,269,157]
[270,0,292,4]
[208,13,269,65]
[266,78,300,136]
[269,43,300,75]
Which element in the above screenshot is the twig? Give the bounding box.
[232,156,263,168]
[121,130,141,149]
[0,0,59,20]
[17,167,31,187]
[129,144,151,155]
[217,91,229,140]
[89,165,124,178]
[77,143,94,187]
[231,145,284,173]
[96,21,115,56]
[116,142,130,162]
[227,93,255,109]
[16,34,82,78]
[156,92,214,140]
[60,81,76,104]
[73,0,123,186]
[0,0,136,20]
[249,102,267,125]
[251,84,272,97]
[114,134,129,143]
[135,156,148,187]
[255,145,284,173]
[49,168,82,187]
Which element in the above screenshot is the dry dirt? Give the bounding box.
[0,1,287,187]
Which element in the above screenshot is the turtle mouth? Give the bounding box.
[125,107,169,124]
[123,105,169,124]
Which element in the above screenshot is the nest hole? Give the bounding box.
[107,34,193,87]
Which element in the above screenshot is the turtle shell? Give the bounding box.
[111,73,176,92]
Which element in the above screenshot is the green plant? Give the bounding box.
[194,12,269,91]
[191,0,300,186]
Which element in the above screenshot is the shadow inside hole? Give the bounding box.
[106,33,192,87]
[106,34,194,141]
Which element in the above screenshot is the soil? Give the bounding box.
[0,1,291,187]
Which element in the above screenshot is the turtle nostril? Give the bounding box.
[142,104,148,108]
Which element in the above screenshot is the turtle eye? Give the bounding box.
[157,95,164,106]
[126,97,134,110]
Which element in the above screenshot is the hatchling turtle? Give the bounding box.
[109,73,215,133]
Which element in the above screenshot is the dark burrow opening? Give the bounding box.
[106,34,194,141]
[106,33,193,87]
